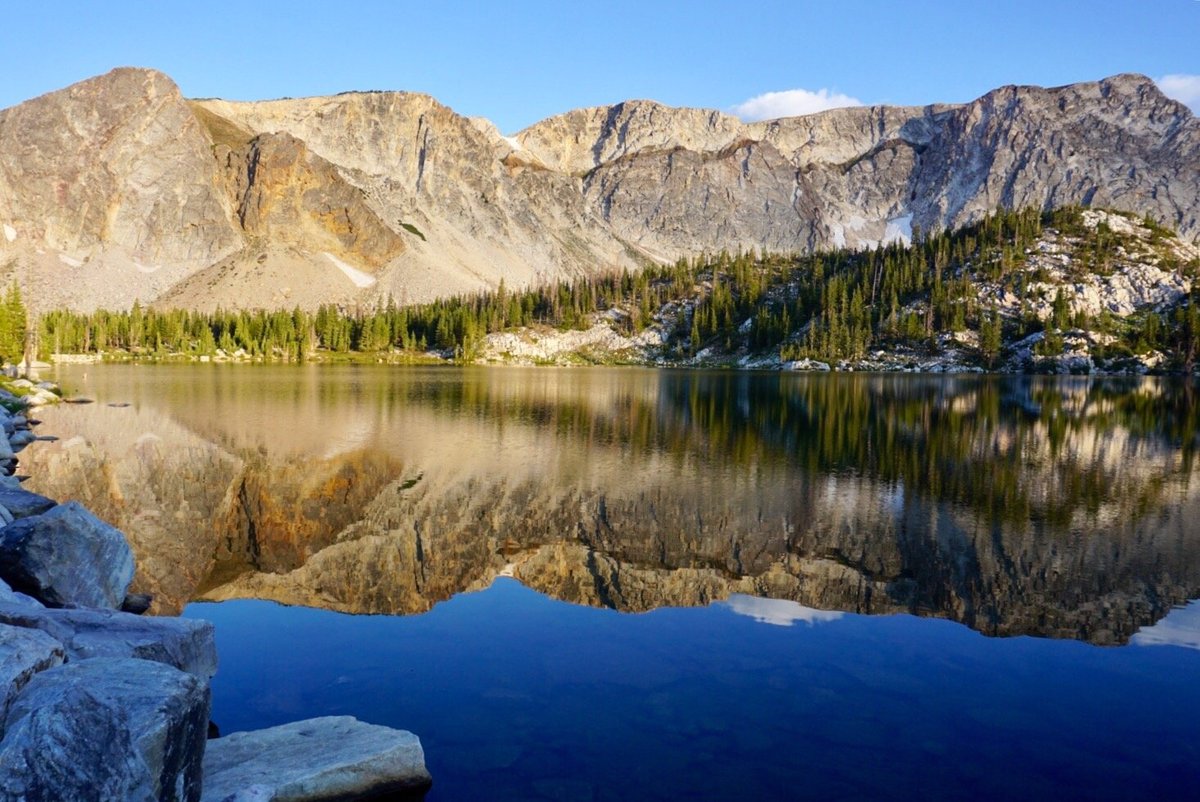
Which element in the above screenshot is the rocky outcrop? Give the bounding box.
[0,69,1194,311]
[200,717,432,802]
[0,500,135,608]
[0,657,210,802]
[0,604,217,679]
[0,576,41,608]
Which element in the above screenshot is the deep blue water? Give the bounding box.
[186,581,1200,801]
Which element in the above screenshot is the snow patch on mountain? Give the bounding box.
[326,252,377,288]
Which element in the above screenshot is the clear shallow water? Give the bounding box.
[22,365,1200,800]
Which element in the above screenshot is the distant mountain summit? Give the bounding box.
[0,68,1195,311]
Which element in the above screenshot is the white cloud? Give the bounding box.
[732,87,863,121]
[723,594,845,627]
[1132,600,1200,650]
[1156,74,1200,114]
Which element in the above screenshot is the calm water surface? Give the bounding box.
[23,366,1200,801]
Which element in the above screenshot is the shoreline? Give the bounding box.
[40,353,1200,379]
[0,377,432,801]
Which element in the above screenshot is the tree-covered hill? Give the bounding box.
[30,206,1200,374]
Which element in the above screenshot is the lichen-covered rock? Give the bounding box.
[0,657,210,802]
[201,716,431,801]
[0,624,64,727]
[0,603,217,679]
[0,500,135,608]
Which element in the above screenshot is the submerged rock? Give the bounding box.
[0,657,210,802]
[0,603,217,679]
[0,500,135,608]
[201,716,431,801]
[0,624,64,727]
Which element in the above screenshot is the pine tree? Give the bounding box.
[0,282,27,364]
[979,309,1003,367]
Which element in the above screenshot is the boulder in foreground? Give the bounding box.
[0,624,64,727]
[0,657,210,802]
[0,486,56,519]
[0,500,135,608]
[201,716,431,801]
[0,603,217,679]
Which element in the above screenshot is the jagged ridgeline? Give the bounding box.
[36,206,1200,372]
[1,68,1197,315]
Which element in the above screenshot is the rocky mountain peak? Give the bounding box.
[516,99,746,175]
[0,69,1195,312]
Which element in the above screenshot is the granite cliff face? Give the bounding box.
[0,68,1195,311]
[0,69,241,310]
[522,74,1199,257]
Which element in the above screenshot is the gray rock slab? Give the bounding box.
[0,624,64,727]
[0,486,56,519]
[0,657,210,802]
[0,603,217,679]
[0,500,135,608]
[202,716,432,802]
[0,576,44,608]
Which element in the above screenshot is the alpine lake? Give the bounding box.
[20,365,1200,801]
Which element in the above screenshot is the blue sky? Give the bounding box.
[1,1,1196,131]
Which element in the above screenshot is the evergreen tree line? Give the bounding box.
[32,206,1200,369]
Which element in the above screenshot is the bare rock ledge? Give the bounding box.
[0,603,218,679]
[201,717,432,802]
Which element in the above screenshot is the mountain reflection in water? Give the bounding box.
[23,366,1200,644]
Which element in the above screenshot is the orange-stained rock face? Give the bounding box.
[223,132,406,270]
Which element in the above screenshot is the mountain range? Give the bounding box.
[0,67,1195,312]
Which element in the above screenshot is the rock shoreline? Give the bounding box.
[0,379,432,801]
